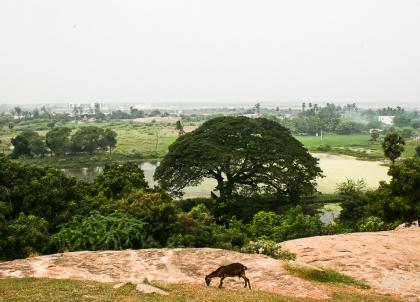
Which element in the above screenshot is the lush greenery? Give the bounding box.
[155,116,322,200]
[0,155,334,261]
[338,157,420,231]
[0,278,401,302]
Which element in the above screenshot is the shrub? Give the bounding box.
[50,211,147,252]
[248,206,324,242]
[335,179,367,199]
[241,239,280,259]
[316,144,332,152]
[6,213,49,259]
[358,216,395,232]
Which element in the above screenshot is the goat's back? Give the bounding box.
[216,263,247,276]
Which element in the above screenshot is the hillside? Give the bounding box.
[0,226,419,301]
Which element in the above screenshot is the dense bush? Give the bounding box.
[50,211,147,252]
[339,158,420,230]
[94,162,148,199]
[241,239,280,259]
[248,206,324,242]
[0,156,340,261]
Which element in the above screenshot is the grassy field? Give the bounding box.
[0,278,402,302]
[1,121,419,167]
[297,134,418,160]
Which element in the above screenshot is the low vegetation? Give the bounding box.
[284,264,370,289]
[0,278,402,302]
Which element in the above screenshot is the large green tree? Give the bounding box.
[154,116,322,200]
[10,135,31,159]
[382,131,405,164]
[94,162,148,199]
[20,130,48,157]
[70,126,104,154]
[46,127,71,156]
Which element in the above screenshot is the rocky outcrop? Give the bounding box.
[1,226,418,300]
[0,248,328,299]
[282,225,420,301]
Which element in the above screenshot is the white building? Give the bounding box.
[378,115,395,125]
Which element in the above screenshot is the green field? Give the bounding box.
[1,121,419,167]
[0,278,402,302]
[297,134,418,160]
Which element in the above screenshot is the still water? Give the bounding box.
[62,153,390,198]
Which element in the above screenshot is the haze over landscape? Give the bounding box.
[1,2,420,302]
[1,0,420,106]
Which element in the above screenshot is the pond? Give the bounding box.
[62,153,390,198]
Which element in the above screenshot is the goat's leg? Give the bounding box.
[240,272,250,289]
[218,277,225,288]
[246,277,251,289]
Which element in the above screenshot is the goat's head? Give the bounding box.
[205,275,211,286]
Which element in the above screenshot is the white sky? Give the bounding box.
[1,0,420,105]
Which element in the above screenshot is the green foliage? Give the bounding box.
[335,179,367,199]
[0,157,83,231]
[315,144,332,152]
[6,213,49,258]
[114,190,177,246]
[241,239,282,259]
[400,128,414,139]
[382,132,405,164]
[339,158,420,229]
[46,126,71,156]
[248,207,324,242]
[155,116,322,201]
[358,216,393,232]
[10,135,31,158]
[416,145,420,157]
[370,130,380,141]
[50,211,147,252]
[70,126,105,154]
[94,162,148,199]
[102,128,117,155]
[167,205,248,250]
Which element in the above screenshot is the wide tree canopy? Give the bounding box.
[154,116,322,200]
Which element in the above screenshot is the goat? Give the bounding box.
[205,263,251,289]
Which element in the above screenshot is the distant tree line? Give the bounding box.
[10,126,117,158]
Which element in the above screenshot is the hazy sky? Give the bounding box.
[1,0,420,105]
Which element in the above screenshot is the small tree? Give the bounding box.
[382,132,405,164]
[70,126,104,155]
[370,130,380,141]
[101,128,117,155]
[175,120,185,137]
[10,135,31,159]
[94,162,148,199]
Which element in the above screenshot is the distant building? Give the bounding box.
[378,115,394,125]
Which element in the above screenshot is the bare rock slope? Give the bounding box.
[0,226,419,300]
[0,248,328,299]
[282,225,420,301]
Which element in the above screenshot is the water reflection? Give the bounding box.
[62,153,390,198]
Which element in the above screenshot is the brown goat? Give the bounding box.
[205,263,251,289]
